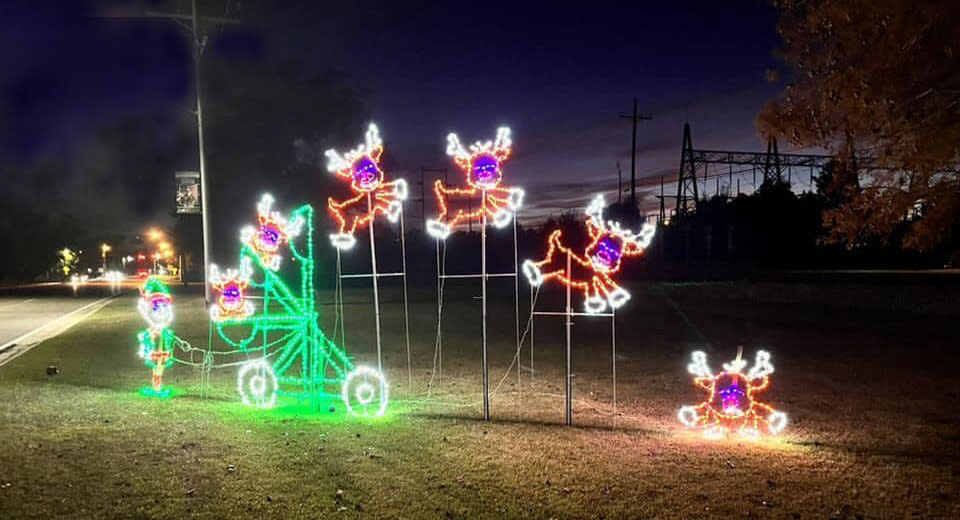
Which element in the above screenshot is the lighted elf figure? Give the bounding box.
[324,123,408,250]
[136,277,176,394]
[425,127,524,239]
[209,257,255,320]
[522,194,655,314]
[240,194,304,270]
[677,348,788,439]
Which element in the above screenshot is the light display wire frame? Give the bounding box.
[332,193,414,390]
[432,193,522,422]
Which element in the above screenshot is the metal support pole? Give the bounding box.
[192,0,212,302]
[481,191,490,421]
[435,238,443,386]
[529,285,535,383]
[335,249,347,353]
[513,217,521,393]
[611,309,617,426]
[564,251,573,426]
[367,193,383,375]
[400,208,412,390]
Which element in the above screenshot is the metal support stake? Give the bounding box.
[513,216,521,393]
[367,193,383,375]
[530,285,535,383]
[612,309,617,427]
[435,238,443,386]
[564,251,573,426]
[400,208,412,390]
[481,191,490,421]
[335,249,347,353]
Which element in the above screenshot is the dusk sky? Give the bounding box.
[0,0,787,231]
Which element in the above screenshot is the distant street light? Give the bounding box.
[101,243,112,274]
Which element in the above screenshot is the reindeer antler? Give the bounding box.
[687,350,713,378]
[746,350,775,380]
[257,193,275,216]
[326,123,383,175]
[492,126,512,161]
[585,194,607,229]
[611,221,656,252]
[364,123,382,152]
[446,132,470,160]
[210,256,252,286]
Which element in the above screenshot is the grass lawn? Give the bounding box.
[0,282,958,519]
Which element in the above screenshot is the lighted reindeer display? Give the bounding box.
[677,349,788,439]
[522,194,655,314]
[240,194,304,271]
[426,127,524,239]
[208,257,254,321]
[324,123,408,250]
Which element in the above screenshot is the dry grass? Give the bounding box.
[0,281,957,519]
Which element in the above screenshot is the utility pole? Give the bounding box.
[616,161,622,205]
[100,2,239,302]
[619,99,652,209]
[658,177,665,223]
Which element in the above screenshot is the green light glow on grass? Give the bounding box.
[138,386,174,399]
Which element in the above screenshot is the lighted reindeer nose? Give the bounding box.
[259,225,281,250]
[352,156,380,188]
[222,285,242,307]
[715,375,747,414]
[592,236,623,270]
[470,153,501,188]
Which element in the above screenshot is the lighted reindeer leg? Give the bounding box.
[377,179,409,222]
[327,194,364,250]
[678,351,716,429]
[522,230,567,287]
[487,186,524,228]
[428,179,468,239]
[744,350,787,434]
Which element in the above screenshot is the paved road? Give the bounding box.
[0,285,121,366]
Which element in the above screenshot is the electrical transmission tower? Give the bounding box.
[675,123,699,216]
[673,123,842,218]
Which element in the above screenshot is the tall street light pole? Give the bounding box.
[99,4,239,301]
[191,0,212,302]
